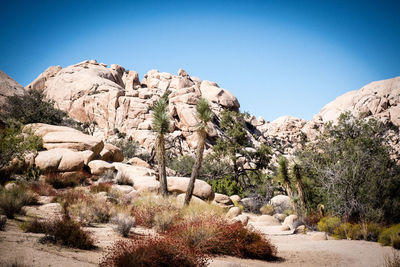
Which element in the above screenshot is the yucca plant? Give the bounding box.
[292,162,305,210]
[277,157,293,198]
[152,97,170,196]
[184,98,214,205]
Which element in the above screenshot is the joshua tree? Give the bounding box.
[184,98,214,205]
[152,97,170,196]
[277,156,292,198]
[292,162,305,210]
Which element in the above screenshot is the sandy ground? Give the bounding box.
[0,211,399,267]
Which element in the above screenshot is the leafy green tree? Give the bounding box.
[151,98,170,196]
[1,90,68,125]
[213,110,271,188]
[185,98,214,205]
[300,112,400,223]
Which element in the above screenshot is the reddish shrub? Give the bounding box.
[45,171,91,189]
[99,237,208,267]
[167,218,277,261]
[29,182,57,196]
[23,217,95,249]
[302,212,323,230]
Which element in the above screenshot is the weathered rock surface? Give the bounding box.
[166,176,214,200]
[214,193,233,205]
[0,70,26,111]
[88,160,115,175]
[270,195,293,214]
[35,148,89,172]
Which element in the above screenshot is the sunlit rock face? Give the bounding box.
[26,61,400,161]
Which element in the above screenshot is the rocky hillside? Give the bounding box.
[2,60,400,161]
[0,70,25,111]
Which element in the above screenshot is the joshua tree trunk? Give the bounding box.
[156,134,168,196]
[184,130,206,205]
[296,179,305,209]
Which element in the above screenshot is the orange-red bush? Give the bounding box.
[29,182,57,196]
[167,218,277,261]
[99,236,208,267]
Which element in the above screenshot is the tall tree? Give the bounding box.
[151,97,170,196]
[292,162,305,210]
[185,98,214,205]
[277,157,292,198]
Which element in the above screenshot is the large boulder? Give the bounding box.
[200,80,239,109]
[166,176,214,200]
[214,193,233,205]
[270,195,293,214]
[88,160,115,175]
[112,163,159,193]
[34,148,90,172]
[99,143,124,162]
[25,123,104,156]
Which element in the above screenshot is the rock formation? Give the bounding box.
[0,70,25,111]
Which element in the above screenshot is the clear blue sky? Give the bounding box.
[1,0,399,121]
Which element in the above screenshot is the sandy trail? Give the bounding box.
[0,213,399,267]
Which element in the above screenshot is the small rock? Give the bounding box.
[214,193,233,205]
[226,207,241,219]
[294,225,306,234]
[230,195,241,203]
[232,214,249,226]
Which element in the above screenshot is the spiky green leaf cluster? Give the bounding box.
[151,98,170,134]
[196,98,214,127]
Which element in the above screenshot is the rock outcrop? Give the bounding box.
[24,61,400,162]
[0,70,25,111]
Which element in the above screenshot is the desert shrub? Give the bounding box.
[34,218,94,249]
[55,188,91,216]
[0,185,38,218]
[99,237,208,267]
[317,216,342,234]
[45,172,82,189]
[260,204,274,215]
[29,182,57,196]
[68,197,113,225]
[1,90,70,126]
[22,217,94,249]
[362,223,383,242]
[168,218,277,260]
[0,215,6,230]
[301,212,323,231]
[112,213,136,237]
[209,177,243,197]
[379,224,400,246]
[20,218,46,233]
[333,223,362,240]
[131,194,180,228]
[166,154,195,177]
[154,210,178,233]
[299,113,400,223]
[111,139,139,159]
[0,122,42,183]
[181,201,225,222]
[115,172,133,186]
[98,170,116,182]
[90,182,112,193]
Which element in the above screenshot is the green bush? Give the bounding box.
[0,185,38,219]
[333,223,363,240]
[0,122,42,180]
[209,177,243,197]
[317,216,342,234]
[260,204,275,215]
[110,139,139,159]
[362,223,383,242]
[379,224,400,246]
[1,90,69,126]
